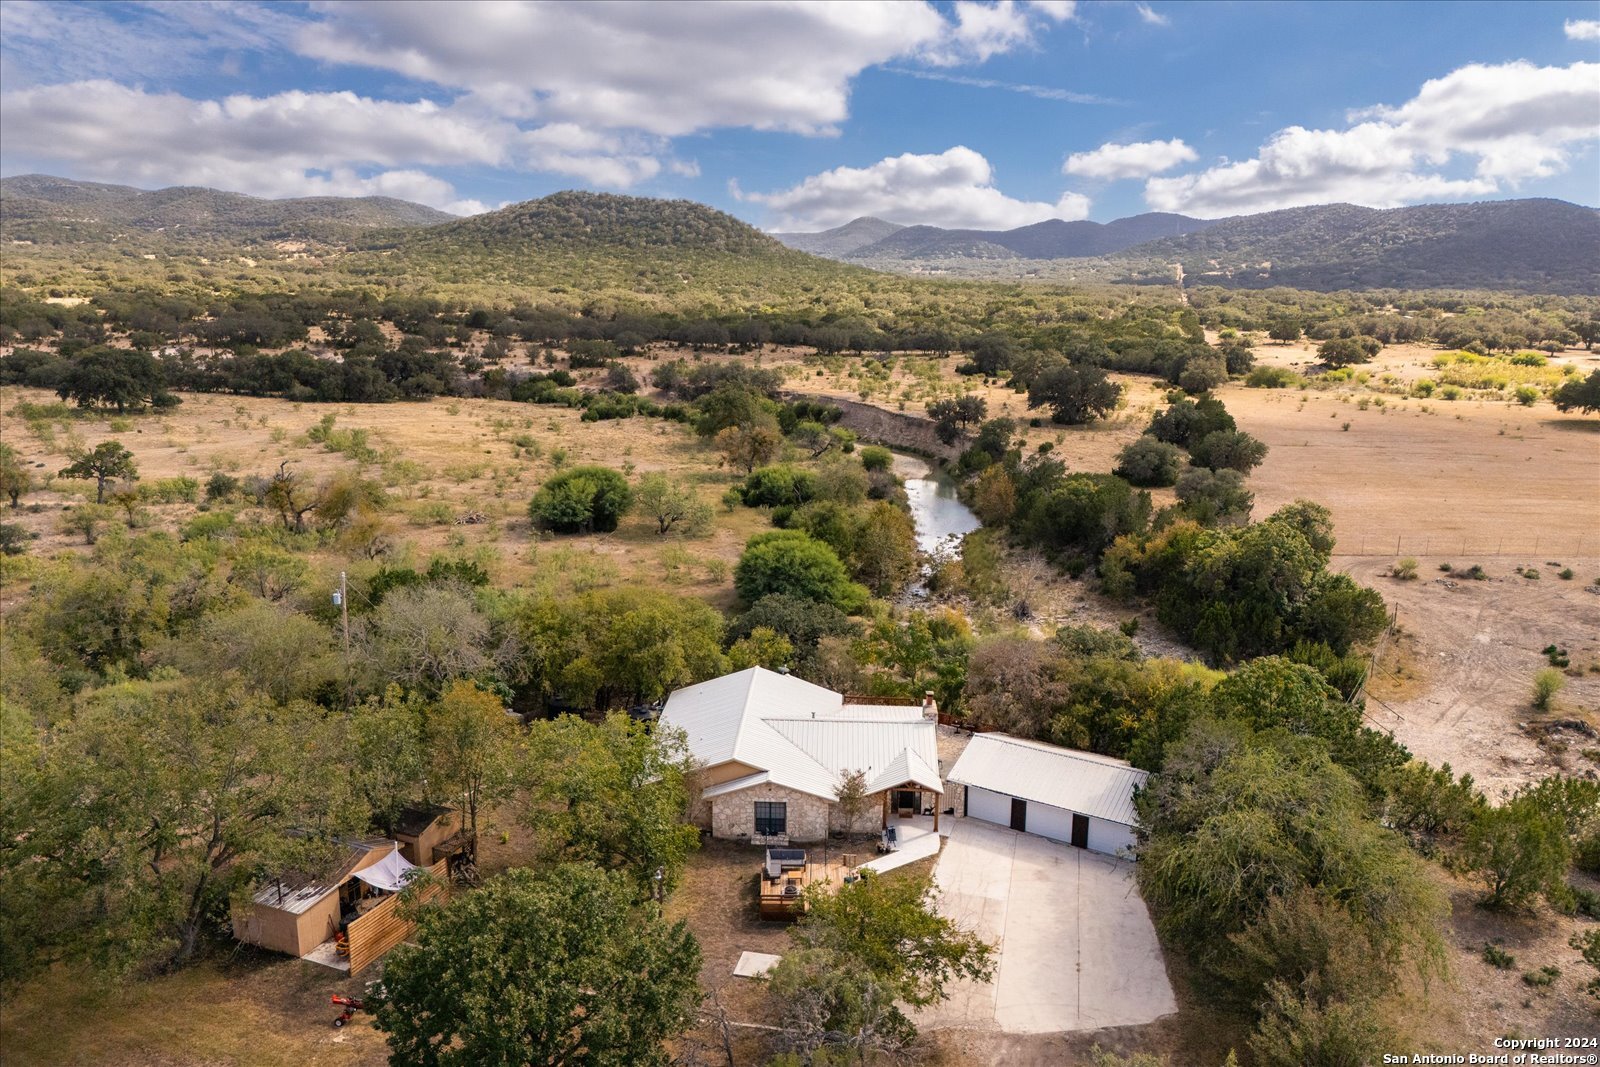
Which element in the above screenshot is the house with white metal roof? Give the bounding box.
[660,666,943,843]
[946,733,1148,856]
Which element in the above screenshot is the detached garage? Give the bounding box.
[947,733,1148,857]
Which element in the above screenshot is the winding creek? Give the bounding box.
[892,451,981,576]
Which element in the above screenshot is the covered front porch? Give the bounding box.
[878,784,942,833]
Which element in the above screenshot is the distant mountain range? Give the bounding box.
[775,212,1214,261]
[1109,198,1600,293]
[0,173,455,243]
[775,198,1600,294]
[2,175,1596,294]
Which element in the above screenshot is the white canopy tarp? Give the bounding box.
[352,846,421,893]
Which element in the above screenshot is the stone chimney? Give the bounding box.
[922,690,938,722]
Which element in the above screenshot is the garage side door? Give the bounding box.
[1087,817,1136,856]
[964,785,1012,826]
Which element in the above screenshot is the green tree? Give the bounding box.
[1210,656,1359,743]
[59,440,137,504]
[522,714,701,897]
[1318,336,1381,368]
[1267,319,1302,343]
[510,586,728,710]
[792,872,993,1007]
[0,443,33,507]
[346,688,428,836]
[714,422,782,473]
[834,768,871,840]
[7,680,356,974]
[55,346,171,412]
[1462,792,1568,911]
[374,865,701,1067]
[726,625,796,671]
[1115,436,1184,488]
[529,465,633,533]
[156,600,339,704]
[1189,429,1269,473]
[424,681,520,861]
[635,472,712,536]
[1027,363,1121,424]
[1551,369,1600,414]
[735,530,868,613]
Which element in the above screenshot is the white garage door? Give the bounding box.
[1023,799,1073,843]
[965,785,1013,826]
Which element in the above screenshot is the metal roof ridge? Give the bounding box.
[974,732,1143,771]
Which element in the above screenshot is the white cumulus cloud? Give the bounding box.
[1064,138,1195,180]
[1566,19,1600,41]
[1133,4,1169,28]
[296,1,1070,137]
[0,81,512,213]
[1144,59,1600,216]
[740,146,1091,230]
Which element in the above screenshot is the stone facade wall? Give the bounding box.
[710,783,832,843]
[829,790,891,836]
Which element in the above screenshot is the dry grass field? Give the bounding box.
[0,384,768,614]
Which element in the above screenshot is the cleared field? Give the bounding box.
[0,385,766,610]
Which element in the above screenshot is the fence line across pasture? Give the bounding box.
[1332,533,1593,559]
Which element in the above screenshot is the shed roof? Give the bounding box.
[661,667,941,801]
[250,838,393,915]
[946,734,1148,827]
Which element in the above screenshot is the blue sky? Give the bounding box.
[2,1,1596,229]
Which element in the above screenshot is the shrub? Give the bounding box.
[734,530,868,613]
[1482,943,1515,970]
[1246,366,1302,388]
[529,466,633,534]
[859,446,893,472]
[1462,564,1487,580]
[1533,668,1565,711]
[0,522,30,555]
[1113,437,1183,488]
[205,472,240,502]
[1392,557,1418,581]
[1522,966,1560,988]
[1514,385,1540,406]
[1189,429,1268,473]
[740,465,818,508]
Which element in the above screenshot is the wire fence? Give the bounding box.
[1333,534,1594,559]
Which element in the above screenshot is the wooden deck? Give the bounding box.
[757,858,856,920]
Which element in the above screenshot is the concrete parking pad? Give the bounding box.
[920,818,1176,1034]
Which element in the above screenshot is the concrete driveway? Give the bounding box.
[919,817,1176,1034]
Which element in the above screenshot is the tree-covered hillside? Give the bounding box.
[1113,198,1600,294]
[0,174,455,244]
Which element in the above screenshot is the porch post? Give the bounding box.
[934,795,940,833]
[881,790,889,829]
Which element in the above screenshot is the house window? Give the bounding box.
[754,801,787,836]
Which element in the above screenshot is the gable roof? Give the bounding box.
[661,667,941,801]
[251,837,393,915]
[946,733,1149,826]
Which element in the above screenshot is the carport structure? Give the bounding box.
[946,733,1146,856]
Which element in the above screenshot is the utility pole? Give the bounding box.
[335,571,351,705]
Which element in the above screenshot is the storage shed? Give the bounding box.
[946,733,1148,856]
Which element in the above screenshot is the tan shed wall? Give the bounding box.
[396,811,461,864]
[234,843,399,959]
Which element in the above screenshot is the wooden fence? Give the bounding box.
[347,859,448,974]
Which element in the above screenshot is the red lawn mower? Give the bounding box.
[331,994,366,1028]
